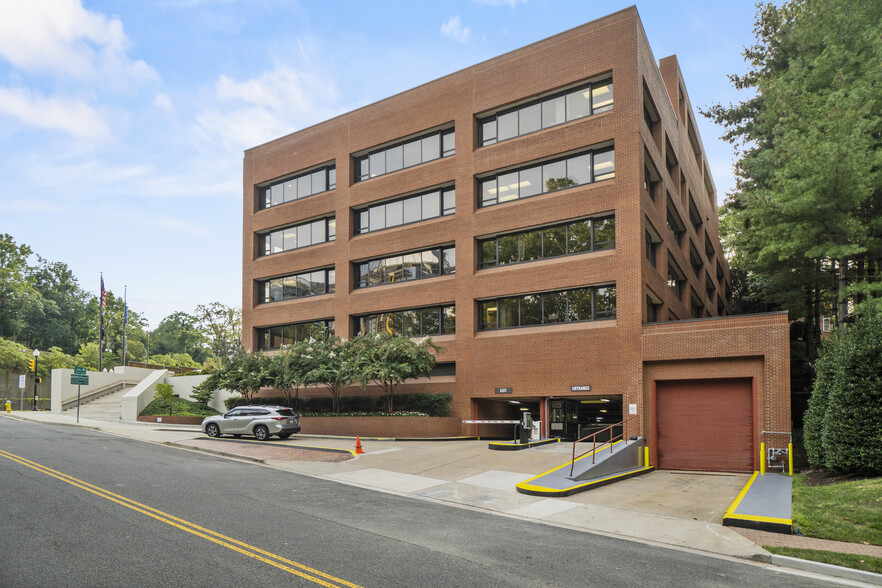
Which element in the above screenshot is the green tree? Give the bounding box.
[153,382,175,413]
[20,257,92,355]
[299,329,355,413]
[147,353,201,370]
[0,234,44,341]
[270,343,306,409]
[352,333,440,413]
[194,302,241,363]
[216,350,270,404]
[804,304,882,474]
[148,312,209,363]
[703,0,882,346]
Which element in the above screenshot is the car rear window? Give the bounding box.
[276,409,295,416]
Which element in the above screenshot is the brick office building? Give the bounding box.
[242,7,791,472]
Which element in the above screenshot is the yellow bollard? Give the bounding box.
[788,442,794,476]
[644,446,650,467]
[760,442,766,475]
[5,400,11,413]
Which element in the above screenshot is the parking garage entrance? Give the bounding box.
[471,396,623,440]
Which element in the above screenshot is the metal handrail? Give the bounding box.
[570,415,641,476]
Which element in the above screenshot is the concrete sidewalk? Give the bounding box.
[4,410,881,585]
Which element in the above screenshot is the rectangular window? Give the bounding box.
[259,216,334,257]
[355,186,455,235]
[478,215,614,269]
[479,78,613,147]
[259,163,336,210]
[355,246,455,289]
[257,267,335,304]
[478,146,614,208]
[355,305,455,336]
[478,285,615,331]
[355,127,455,182]
[256,320,334,351]
[668,258,686,300]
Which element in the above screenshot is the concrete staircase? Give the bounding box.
[62,387,128,422]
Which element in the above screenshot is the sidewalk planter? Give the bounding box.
[137,415,204,425]
[299,416,462,438]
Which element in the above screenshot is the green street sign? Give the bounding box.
[70,374,89,386]
[74,367,87,375]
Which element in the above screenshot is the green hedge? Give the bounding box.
[804,306,882,475]
[140,397,221,417]
[224,392,452,416]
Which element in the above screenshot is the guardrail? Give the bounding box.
[570,415,641,476]
[60,381,138,411]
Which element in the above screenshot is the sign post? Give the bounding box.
[71,368,89,423]
[18,374,25,411]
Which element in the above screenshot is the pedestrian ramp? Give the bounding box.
[723,472,792,534]
[516,437,653,497]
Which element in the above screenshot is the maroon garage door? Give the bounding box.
[656,378,753,473]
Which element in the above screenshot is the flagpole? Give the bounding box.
[99,273,104,372]
[123,285,128,367]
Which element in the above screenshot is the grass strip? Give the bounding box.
[765,546,882,575]
[791,474,882,545]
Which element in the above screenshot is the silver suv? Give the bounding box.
[202,406,301,441]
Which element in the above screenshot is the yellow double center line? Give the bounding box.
[0,449,361,588]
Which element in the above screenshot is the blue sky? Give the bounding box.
[0,0,760,328]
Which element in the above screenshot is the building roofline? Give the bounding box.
[244,6,639,154]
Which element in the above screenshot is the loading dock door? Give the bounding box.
[656,379,753,473]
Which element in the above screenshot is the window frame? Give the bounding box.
[258,163,336,210]
[259,217,335,257]
[355,128,455,182]
[478,78,613,147]
[478,146,614,208]
[478,284,616,331]
[478,215,614,269]
[354,245,456,289]
[258,267,335,304]
[354,186,456,235]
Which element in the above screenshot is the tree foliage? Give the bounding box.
[351,333,440,413]
[298,329,356,413]
[803,304,882,474]
[703,0,882,350]
[214,350,270,404]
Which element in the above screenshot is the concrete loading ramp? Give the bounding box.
[517,437,653,497]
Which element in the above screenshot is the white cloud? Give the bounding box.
[196,62,342,151]
[441,16,471,43]
[153,92,176,114]
[0,0,159,88]
[473,0,527,7]
[0,87,112,140]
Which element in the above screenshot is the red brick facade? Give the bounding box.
[242,8,790,469]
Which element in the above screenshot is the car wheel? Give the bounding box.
[278,432,292,440]
[253,425,270,441]
[206,423,221,438]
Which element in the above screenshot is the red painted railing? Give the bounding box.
[570,415,641,476]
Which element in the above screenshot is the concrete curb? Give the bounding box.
[771,554,882,585]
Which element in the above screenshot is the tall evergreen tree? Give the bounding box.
[704,0,882,350]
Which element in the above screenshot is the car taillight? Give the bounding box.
[271,416,286,420]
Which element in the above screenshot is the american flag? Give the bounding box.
[100,277,107,309]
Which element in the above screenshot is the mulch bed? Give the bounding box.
[802,469,875,487]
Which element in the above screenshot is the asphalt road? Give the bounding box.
[0,419,842,587]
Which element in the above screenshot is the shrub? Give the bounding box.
[140,396,221,418]
[806,305,882,475]
[153,382,175,412]
[224,392,452,416]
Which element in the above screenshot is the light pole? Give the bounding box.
[32,349,40,411]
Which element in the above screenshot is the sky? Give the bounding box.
[0,0,761,329]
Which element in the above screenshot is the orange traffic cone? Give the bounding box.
[355,436,365,454]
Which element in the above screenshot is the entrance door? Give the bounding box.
[656,379,753,472]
